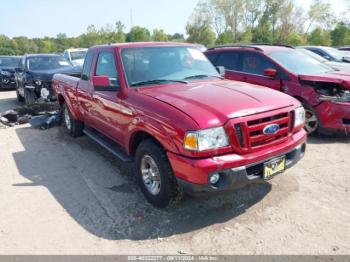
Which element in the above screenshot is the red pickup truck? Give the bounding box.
[53,42,307,207]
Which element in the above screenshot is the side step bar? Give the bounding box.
[83,127,133,162]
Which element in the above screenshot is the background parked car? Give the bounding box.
[338,46,350,51]
[63,48,88,68]
[205,45,350,135]
[0,56,21,90]
[302,46,350,63]
[15,54,81,104]
[297,47,350,72]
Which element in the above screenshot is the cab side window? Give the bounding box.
[241,52,277,76]
[95,51,119,87]
[215,52,240,71]
[81,50,94,80]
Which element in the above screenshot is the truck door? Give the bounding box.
[90,50,126,144]
[235,51,283,91]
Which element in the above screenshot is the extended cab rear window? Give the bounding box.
[81,50,94,80]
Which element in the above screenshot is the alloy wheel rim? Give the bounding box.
[64,108,72,131]
[305,109,318,134]
[140,155,161,196]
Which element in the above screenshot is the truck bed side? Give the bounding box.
[52,73,80,119]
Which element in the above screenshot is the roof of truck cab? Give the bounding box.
[91,42,195,49]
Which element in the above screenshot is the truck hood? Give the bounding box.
[140,80,297,128]
[325,61,350,72]
[299,71,350,90]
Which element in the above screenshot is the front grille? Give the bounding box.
[232,111,292,151]
[248,112,290,148]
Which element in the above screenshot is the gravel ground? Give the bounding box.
[0,90,349,255]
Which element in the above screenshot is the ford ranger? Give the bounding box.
[53,42,307,207]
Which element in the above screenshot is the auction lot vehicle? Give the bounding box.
[297,48,350,72]
[303,46,350,63]
[15,54,81,104]
[0,56,21,89]
[205,45,350,134]
[53,42,306,207]
[63,48,88,68]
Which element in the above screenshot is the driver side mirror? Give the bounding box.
[264,68,278,78]
[216,66,226,77]
[92,76,120,91]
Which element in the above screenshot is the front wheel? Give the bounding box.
[16,87,24,102]
[135,139,183,208]
[24,88,36,105]
[303,105,319,135]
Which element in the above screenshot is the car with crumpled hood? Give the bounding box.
[205,45,350,135]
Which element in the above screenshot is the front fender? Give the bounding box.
[126,115,181,155]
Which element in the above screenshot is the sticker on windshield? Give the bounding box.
[187,48,206,61]
[59,61,70,66]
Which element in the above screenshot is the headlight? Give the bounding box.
[0,70,10,76]
[294,107,305,128]
[184,127,229,151]
[34,79,42,86]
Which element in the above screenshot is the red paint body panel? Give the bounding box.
[205,46,350,132]
[53,42,306,186]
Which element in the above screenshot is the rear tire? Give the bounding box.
[135,139,183,208]
[62,103,83,137]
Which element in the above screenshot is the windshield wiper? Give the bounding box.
[184,74,224,80]
[130,79,188,87]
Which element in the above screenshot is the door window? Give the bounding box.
[95,51,119,86]
[241,52,277,76]
[215,52,240,71]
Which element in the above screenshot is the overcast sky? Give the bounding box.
[0,0,348,38]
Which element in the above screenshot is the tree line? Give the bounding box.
[186,0,350,47]
[0,0,349,56]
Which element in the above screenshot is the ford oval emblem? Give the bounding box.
[263,124,280,135]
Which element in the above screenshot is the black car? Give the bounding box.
[15,54,81,104]
[0,56,22,90]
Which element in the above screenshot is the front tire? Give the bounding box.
[24,88,36,105]
[135,139,183,208]
[303,104,319,135]
[16,87,24,102]
[62,103,83,137]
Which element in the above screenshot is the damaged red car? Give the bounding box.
[205,45,350,135]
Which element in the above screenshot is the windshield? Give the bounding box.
[323,47,345,60]
[270,50,334,75]
[70,51,87,61]
[121,46,220,87]
[0,57,21,68]
[27,56,72,71]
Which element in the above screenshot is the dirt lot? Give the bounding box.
[0,90,350,255]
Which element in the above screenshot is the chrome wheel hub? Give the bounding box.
[305,109,318,134]
[140,155,161,196]
[64,108,72,131]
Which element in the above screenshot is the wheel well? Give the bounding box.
[57,94,65,107]
[129,131,163,156]
[293,96,309,106]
